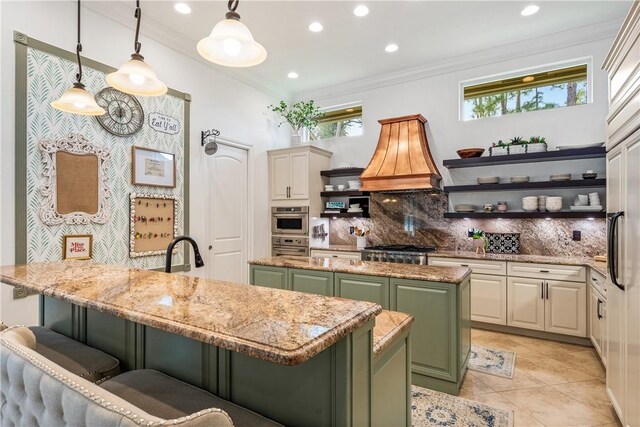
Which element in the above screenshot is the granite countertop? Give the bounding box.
[0,262,382,366]
[310,245,361,253]
[431,251,607,276]
[373,310,413,356]
[249,257,471,284]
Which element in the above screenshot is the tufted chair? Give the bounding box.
[0,326,234,427]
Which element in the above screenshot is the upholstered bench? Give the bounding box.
[1,326,234,426]
[100,370,283,427]
[28,326,120,383]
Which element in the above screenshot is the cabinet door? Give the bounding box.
[250,266,288,290]
[601,302,607,368]
[289,268,333,296]
[270,154,290,200]
[391,278,458,383]
[288,151,309,200]
[507,277,545,331]
[545,280,587,337]
[470,274,507,325]
[589,285,603,357]
[335,273,389,309]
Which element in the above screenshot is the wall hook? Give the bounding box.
[201,128,220,146]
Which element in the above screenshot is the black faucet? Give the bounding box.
[165,236,205,273]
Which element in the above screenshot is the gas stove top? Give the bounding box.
[361,245,437,265]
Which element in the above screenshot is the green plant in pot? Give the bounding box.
[508,136,527,154]
[527,136,548,153]
[470,228,486,254]
[268,100,324,145]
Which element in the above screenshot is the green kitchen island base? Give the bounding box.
[250,258,471,395]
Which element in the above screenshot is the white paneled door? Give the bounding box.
[208,143,249,284]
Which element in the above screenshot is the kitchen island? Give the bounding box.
[0,261,389,427]
[249,256,472,394]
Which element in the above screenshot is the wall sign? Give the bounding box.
[62,234,93,260]
[149,112,180,135]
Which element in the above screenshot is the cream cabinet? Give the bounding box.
[470,274,507,325]
[507,277,545,331]
[589,284,606,364]
[268,146,332,214]
[507,262,586,283]
[310,249,362,260]
[545,280,587,337]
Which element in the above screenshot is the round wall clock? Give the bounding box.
[95,87,144,136]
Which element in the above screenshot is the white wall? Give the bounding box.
[0,1,287,325]
[295,37,614,188]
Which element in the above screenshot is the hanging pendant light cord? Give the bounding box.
[75,0,83,84]
[226,0,241,20]
[134,0,142,54]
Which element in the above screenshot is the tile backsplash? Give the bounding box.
[329,192,605,258]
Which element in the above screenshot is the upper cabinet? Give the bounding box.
[603,2,640,150]
[268,146,332,213]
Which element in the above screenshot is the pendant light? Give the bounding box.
[51,0,105,116]
[106,0,167,96]
[197,0,267,67]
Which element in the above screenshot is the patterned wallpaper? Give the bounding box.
[24,47,186,268]
[329,192,606,258]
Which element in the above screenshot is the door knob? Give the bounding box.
[208,245,213,250]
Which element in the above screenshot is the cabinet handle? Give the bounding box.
[460,264,469,267]
[539,269,550,273]
[545,282,549,300]
[541,282,545,299]
[597,299,603,320]
[287,186,290,198]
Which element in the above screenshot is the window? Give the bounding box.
[461,63,589,121]
[307,104,363,141]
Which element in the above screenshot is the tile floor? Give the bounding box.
[462,328,621,427]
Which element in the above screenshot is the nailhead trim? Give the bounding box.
[0,326,232,426]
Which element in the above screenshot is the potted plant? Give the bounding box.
[489,140,509,156]
[469,228,486,254]
[527,136,548,153]
[508,136,527,154]
[268,100,324,146]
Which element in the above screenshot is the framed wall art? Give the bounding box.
[130,193,178,257]
[132,146,176,188]
[62,234,93,260]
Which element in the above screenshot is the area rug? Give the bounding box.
[467,345,516,379]
[411,385,513,427]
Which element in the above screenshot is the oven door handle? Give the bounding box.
[273,214,306,218]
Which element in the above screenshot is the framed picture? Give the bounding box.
[129,193,179,257]
[132,146,176,188]
[62,234,93,260]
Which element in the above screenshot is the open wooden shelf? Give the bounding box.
[320,212,370,219]
[444,178,606,192]
[320,190,370,197]
[442,147,605,169]
[320,168,365,177]
[444,211,606,219]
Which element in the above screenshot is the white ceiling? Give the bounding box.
[87,1,631,96]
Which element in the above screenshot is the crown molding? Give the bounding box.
[83,1,289,100]
[293,18,621,102]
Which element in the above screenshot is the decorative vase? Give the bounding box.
[473,238,486,254]
[356,236,367,250]
[290,131,302,146]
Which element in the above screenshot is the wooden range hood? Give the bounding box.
[360,114,442,192]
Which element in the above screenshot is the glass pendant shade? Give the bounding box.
[197,18,267,67]
[106,53,168,97]
[51,83,106,116]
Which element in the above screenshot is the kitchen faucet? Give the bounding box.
[165,236,205,273]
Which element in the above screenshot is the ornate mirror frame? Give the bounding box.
[38,133,111,225]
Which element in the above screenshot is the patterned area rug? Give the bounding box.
[412,386,513,427]
[468,345,516,379]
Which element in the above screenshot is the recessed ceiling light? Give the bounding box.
[287,72,299,79]
[522,76,535,83]
[354,5,369,17]
[521,5,540,16]
[174,3,191,14]
[308,22,323,32]
[385,43,399,53]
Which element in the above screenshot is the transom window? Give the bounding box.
[307,104,363,141]
[461,63,589,121]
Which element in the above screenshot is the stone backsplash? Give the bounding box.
[329,192,606,258]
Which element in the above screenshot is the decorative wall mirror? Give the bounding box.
[39,133,111,225]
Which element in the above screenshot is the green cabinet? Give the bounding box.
[391,277,470,394]
[250,265,288,290]
[289,269,334,296]
[335,273,390,309]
